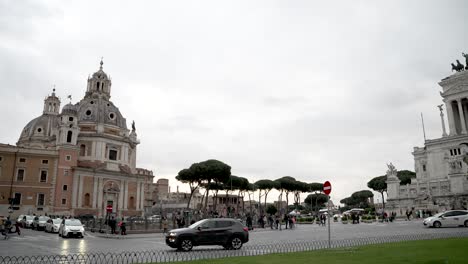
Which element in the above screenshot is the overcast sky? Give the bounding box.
[1,0,468,204]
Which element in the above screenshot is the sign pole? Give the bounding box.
[323,181,332,249]
[327,195,331,249]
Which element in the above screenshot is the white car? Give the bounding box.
[23,215,34,228]
[58,219,85,238]
[45,218,61,233]
[423,210,468,228]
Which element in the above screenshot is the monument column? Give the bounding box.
[445,100,457,135]
[457,99,467,134]
[438,105,448,137]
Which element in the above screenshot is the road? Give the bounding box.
[1,220,467,257]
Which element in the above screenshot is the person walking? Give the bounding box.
[3,217,12,239]
[284,215,288,229]
[109,216,117,235]
[162,217,168,234]
[118,218,127,235]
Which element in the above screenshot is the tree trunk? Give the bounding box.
[258,190,262,215]
[285,191,289,213]
[186,186,197,209]
[248,191,253,216]
[203,182,211,213]
[264,190,270,211]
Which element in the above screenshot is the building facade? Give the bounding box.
[0,61,157,218]
[387,69,468,214]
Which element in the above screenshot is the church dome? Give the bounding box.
[17,114,59,148]
[76,98,127,130]
[61,103,78,115]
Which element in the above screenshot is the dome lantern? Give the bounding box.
[86,58,112,99]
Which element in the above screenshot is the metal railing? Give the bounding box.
[2,231,468,264]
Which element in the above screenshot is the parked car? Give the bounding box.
[59,219,85,238]
[22,215,34,228]
[16,215,25,225]
[127,216,145,224]
[423,210,468,228]
[165,218,249,251]
[147,215,161,222]
[45,218,62,233]
[32,216,50,230]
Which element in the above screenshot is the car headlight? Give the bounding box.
[168,232,177,236]
[65,227,71,232]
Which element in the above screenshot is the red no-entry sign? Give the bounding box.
[106,205,113,213]
[323,181,332,195]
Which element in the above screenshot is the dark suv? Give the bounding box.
[166,218,249,251]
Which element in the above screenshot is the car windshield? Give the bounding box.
[189,219,207,229]
[65,220,82,226]
[26,216,34,220]
[39,217,49,221]
[432,212,444,218]
[53,219,62,224]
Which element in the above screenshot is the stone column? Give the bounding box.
[439,106,448,137]
[140,182,145,212]
[446,100,457,135]
[118,180,124,212]
[72,174,79,207]
[136,181,141,210]
[123,181,128,210]
[77,175,83,207]
[97,178,103,212]
[457,99,467,134]
[93,177,98,208]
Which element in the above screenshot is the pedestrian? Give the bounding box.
[268,215,273,229]
[162,217,168,234]
[3,217,12,240]
[284,215,288,229]
[119,218,126,235]
[246,215,253,230]
[14,220,21,236]
[406,210,411,221]
[109,216,116,234]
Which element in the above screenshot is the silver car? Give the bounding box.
[32,216,50,230]
[45,218,61,233]
[23,215,34,228]
[423,210,468,228]
[58,219,85,238]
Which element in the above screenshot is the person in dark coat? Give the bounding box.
[109,216,117,234]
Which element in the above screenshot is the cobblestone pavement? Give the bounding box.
[1,220,467,257]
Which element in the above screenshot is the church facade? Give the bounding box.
[0,61,155,218]
[386,68,468,214]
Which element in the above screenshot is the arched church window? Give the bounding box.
[84,193,90,207]
[80,144,86,156]
[66,131,73,143]
[129,196,135,209]
[96,82,100,90]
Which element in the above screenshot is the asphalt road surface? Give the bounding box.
[1,220,467,257]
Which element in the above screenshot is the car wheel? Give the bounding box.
[229,236,243,250]
[178,238,193,251]
[464,220,468,227]
[433,221,442,228]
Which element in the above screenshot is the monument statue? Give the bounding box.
[463,52,468,70]
[437,104,444,112]
[132,120,136,132]
[386,162,398,179]
[456,60,465,72]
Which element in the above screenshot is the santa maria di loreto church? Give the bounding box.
[0,60,155,218]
